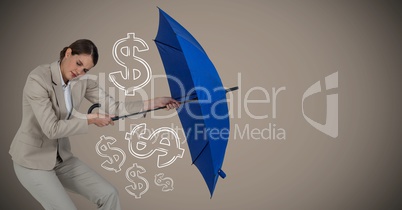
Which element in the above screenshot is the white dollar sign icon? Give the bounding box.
[154,173,174,192]
[95,135,126,173]
[125,163,149,199]
[109,33,152,96]
[125,123,185,168]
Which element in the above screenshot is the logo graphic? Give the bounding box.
[125,123,185,168]
[95,135,126,172]
[125,163,149,199]
[302,71,338,138]
[154,173,174,192]
[109,33,152,95]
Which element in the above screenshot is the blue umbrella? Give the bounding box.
[154,8,234,197]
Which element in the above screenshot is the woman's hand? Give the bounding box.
[143,97,181,111]
[87,113,115,127]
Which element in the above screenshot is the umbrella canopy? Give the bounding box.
[155,8,230,197]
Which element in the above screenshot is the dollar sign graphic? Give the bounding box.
[154,173,174,192]
[125,163,149,199]
[125,123,185,168]
[95,135,126,173]
[109,33,152,96]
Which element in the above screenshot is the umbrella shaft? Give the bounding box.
[91,86,238,121]
[112,98,198,121]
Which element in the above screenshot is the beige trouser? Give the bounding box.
[13,157,121,210]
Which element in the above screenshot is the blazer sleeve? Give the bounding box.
[84,78,144,118]
[24,74,89,140]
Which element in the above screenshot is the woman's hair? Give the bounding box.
[59,39,99,66]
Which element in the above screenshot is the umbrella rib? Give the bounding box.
[191,141,209,165]
[154,39,182,52]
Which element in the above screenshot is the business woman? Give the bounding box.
[9,39,179,210]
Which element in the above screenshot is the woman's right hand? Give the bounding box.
[87,113,115,127]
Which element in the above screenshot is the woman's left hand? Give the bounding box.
[144,97,181,111]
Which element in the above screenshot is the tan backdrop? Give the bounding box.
[1,0,402,209]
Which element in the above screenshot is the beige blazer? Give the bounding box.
[10,61,144,170]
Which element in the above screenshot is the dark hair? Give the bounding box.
[59,39,99,66]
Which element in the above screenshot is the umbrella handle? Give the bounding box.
[87,103,101,114]
[87,103,120,121]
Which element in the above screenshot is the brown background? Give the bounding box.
[1,0,402,209]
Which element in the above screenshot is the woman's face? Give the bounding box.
[60,48,94,83]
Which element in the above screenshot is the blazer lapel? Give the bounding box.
[70,79,82,118]
[50,61,68,120]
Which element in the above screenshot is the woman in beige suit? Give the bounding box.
[9,39,179,210]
